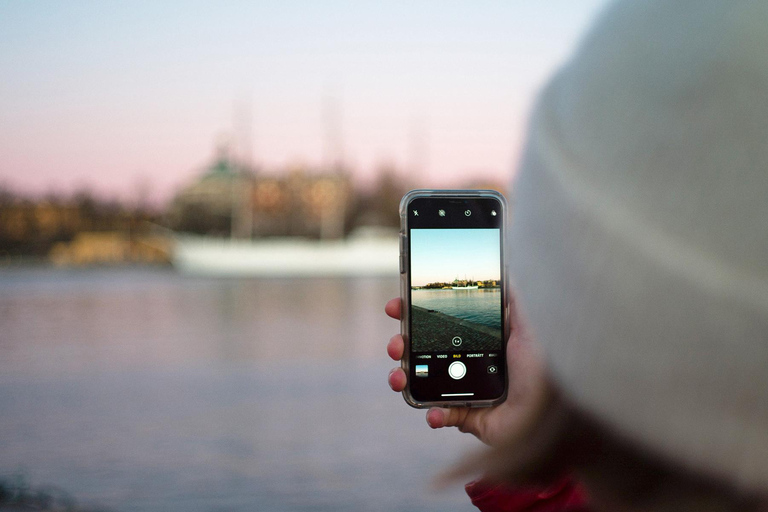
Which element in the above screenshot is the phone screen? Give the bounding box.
[404,194,507,404]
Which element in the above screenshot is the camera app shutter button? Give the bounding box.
[448,361,466,380]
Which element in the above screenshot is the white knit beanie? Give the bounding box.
[509,0,768,491]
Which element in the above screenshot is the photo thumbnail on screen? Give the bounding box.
[410,228,503,353]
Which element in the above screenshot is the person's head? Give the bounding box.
[478,0,768,509]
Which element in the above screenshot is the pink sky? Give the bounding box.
[0,1,607,205]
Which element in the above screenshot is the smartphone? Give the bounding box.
[399,189,509,408]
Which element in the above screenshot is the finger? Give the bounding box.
[426,407,469,429]
[388,367,407,392]
[426,408,446,428]
[387,334,404,361]
[385,298,401,320]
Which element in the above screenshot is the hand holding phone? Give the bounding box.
[386,293,550,447]
[398,190,510,408]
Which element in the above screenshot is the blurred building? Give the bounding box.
[251,167,352,239]
[170,147,353,240]
[168,145,254,238]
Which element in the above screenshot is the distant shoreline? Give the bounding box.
[411,286,501,290]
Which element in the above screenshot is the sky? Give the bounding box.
[410,228,500,286]
[0,0,608,205]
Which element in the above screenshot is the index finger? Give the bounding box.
[385,297,401,320]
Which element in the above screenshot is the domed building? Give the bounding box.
[169,144,255,238]
[170,144,352,240]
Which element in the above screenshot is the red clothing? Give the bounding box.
[465,476,589,512]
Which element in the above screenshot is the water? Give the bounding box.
[0,267,481,511]
[412,288,502,328]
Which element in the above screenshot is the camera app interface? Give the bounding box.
[406,196,506,402]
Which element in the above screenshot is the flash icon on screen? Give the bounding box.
[438,209,446,217]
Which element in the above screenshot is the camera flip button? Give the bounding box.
[448,361,467,380]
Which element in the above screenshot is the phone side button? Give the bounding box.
[399,234,406,274]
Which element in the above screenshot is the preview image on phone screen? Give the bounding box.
[409,228,503,353]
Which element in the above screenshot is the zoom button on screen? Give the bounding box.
[448,361,467,380]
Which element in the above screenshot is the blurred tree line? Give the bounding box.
[0,472,110,511]
[0,187,159,259]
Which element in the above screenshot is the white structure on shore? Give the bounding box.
[173,227,398,277]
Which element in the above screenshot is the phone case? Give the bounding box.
[398,189,510,408]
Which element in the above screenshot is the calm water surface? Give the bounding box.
[412,288,502,328]
[0,267,480,512]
